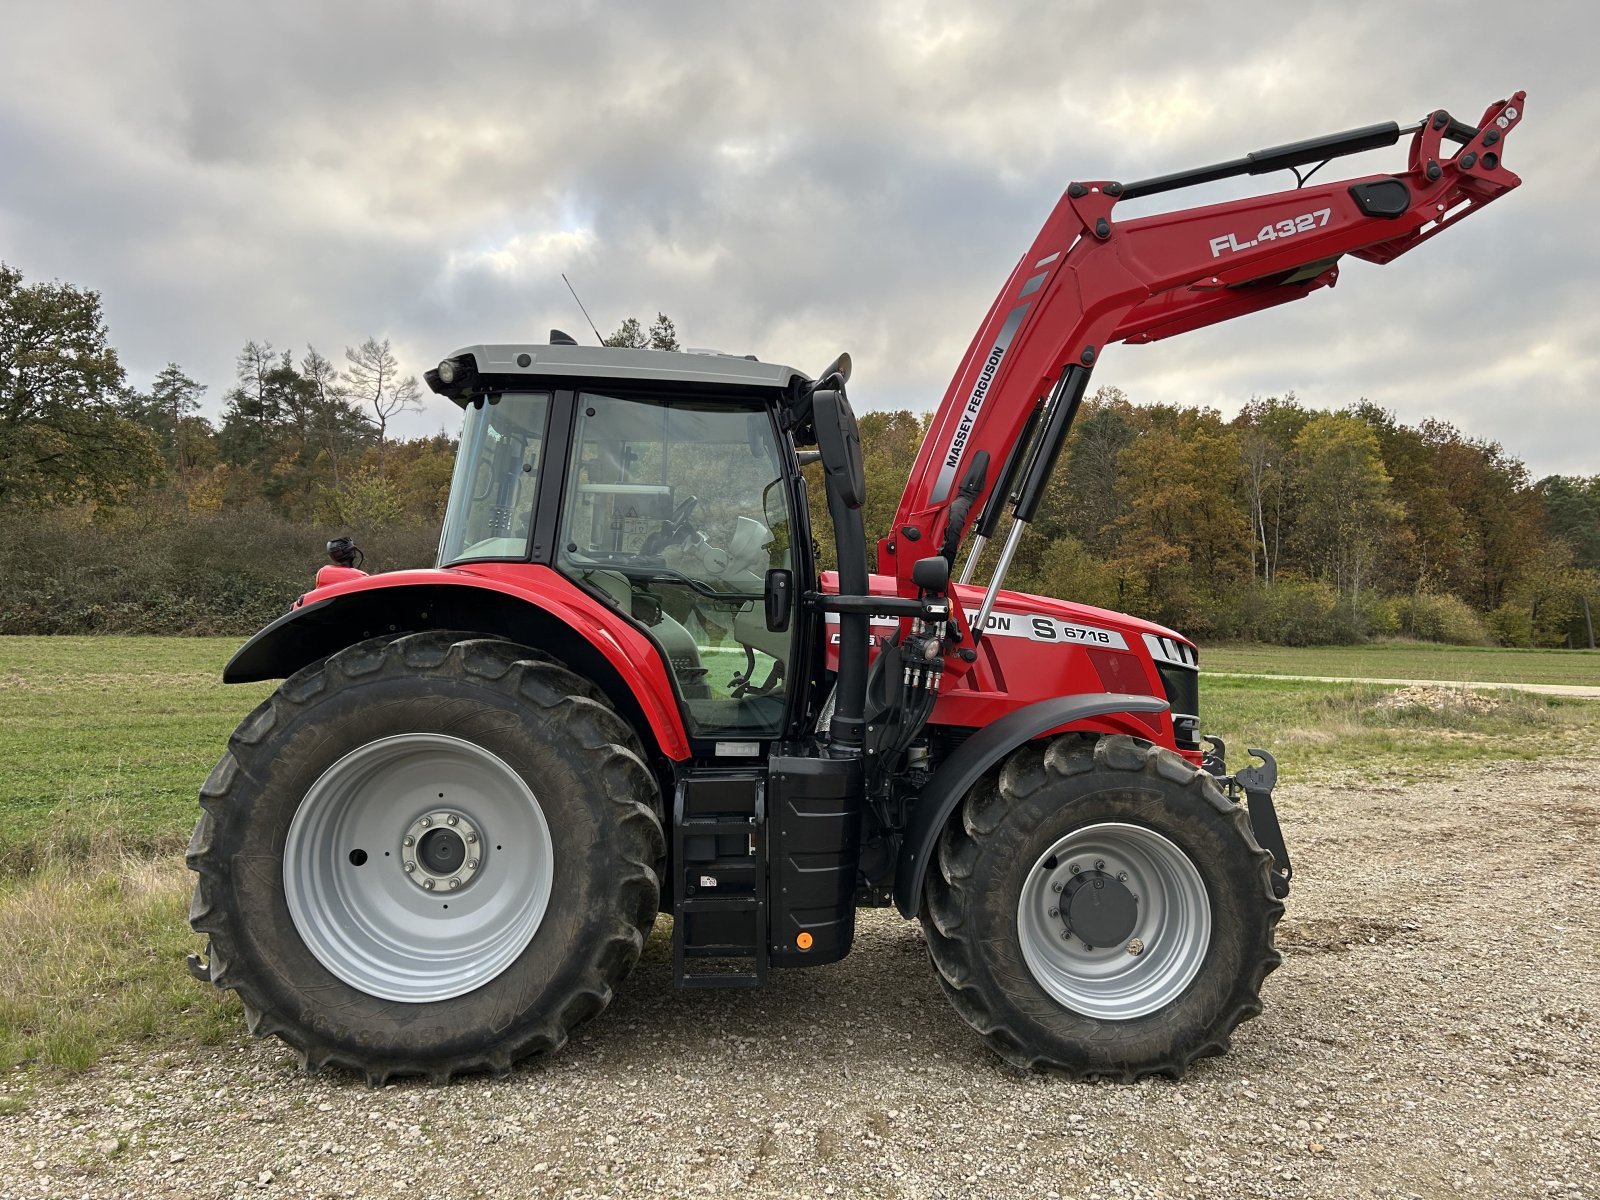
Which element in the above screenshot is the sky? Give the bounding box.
[1,0,1594,477]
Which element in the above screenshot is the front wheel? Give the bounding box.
[921,735,1282,1079]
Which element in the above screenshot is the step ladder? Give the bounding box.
[671,769,768,988]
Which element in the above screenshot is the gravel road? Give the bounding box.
[3,755,1597,1200]
[1211,672,1600,700]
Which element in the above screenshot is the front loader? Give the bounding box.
[189,94,1525,1081]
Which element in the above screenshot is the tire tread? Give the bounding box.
[921,734,1283,1080]
[187,632,663,1085]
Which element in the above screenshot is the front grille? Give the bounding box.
[1156,664,1200,749]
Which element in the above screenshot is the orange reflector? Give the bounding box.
[796,931,814,950]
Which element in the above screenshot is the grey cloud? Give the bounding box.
[0,0,1591,475]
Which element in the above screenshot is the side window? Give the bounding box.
[437,393,550,564]
[557,394,793,738]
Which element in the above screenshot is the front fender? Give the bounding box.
[892,693,1170,916]
[223,567,692,760]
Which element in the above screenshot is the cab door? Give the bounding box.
[555,390,803,745]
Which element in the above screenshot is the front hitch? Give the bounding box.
[1204,738,1292,899]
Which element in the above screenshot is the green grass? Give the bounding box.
[1199,673,1597,779]
[0,636,272,872]
[1205,640,1600,686]
[0,633,1595,1075]
[0,856,240,1073]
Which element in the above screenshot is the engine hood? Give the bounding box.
[836,572,1193,653]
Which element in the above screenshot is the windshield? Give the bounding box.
[437,392,551,565]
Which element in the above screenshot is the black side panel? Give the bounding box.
[891,693,1169,917]
[768,755,863,967]
[1348,178,1411,219]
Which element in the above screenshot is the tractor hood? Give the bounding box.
[830,572,1193,656]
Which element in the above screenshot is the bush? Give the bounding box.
[1245,578,1355,645]
[0,506,440,636]
[1486,602,1534,648]
[1389,593,1493,646]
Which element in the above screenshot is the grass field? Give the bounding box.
[1206,640,1599,686]
[0,633,1596,1074]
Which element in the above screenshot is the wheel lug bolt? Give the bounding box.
[1069,864,1080,875]
[1095,859,1105,871]
[1061,930,1072,940]
[1084,943,1094,951]
[1117,871,1128,882]
[423,879,435,891]
[1052,882,1063,893]
[1127,938,1145,956]
[467,860,478,870]
[465,833,477,845]
[403,861,416,873]
[420,816,432,827]
[449,877,461,890]
[403,835,414,847]
[1049,907,1059,918]
[446,815,459,826]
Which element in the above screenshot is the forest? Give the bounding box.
[3,262,1596,647]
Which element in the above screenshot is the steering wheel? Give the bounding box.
[641,495,700,557]
[670,494,699,527]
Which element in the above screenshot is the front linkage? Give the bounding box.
[1204,738,1292,899]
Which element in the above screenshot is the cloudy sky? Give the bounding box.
[2,1,1593,476]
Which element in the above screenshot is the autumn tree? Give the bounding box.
[1347,402,1468,615]
[219,344,310,476]
[343,337,421,472]
[301,345,374,487]
[1109,407,1250,631]
[1291,414,1400,604]
[1234,395,1310,586]
[1056,387,1138,557]
[1539,475,1600,571]
[0,263,161,507]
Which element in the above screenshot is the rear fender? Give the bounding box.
[892,693,1169,916]
[223,569,691,761]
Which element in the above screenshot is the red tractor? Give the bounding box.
[189,95,1524,1082]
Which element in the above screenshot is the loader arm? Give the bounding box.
[883,93,1526,625]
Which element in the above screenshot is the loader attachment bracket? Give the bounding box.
[1231,748,1292,898]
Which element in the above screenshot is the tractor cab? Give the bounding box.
[427,340,818,745]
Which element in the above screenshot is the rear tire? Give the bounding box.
[187,632,664,1084]
[921,735,1282,1079]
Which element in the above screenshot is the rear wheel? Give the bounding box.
[187,632,663,1084]
[922,735,1282,1079]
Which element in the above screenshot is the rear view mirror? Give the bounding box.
[812,388,865,510]
[764,569,793,632]
[911,556,949,593]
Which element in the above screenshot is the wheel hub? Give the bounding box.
[1063,868,1139,948]
[402,810,483,891]
[1016,822,1213,1021]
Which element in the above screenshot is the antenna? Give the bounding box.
[561,274,606,345]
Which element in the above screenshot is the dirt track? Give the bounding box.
[1212,671,1600,699]
[2,756,1598,1200]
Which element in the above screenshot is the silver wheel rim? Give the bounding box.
[283,733,554,1003]
[1016,821,1212,1020]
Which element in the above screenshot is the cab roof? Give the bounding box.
[429,342,807,403]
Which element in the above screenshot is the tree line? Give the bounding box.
[815,395,1599,648]
[1,261,1595,646]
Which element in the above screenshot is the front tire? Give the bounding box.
[922,735,1282,1079]
[187,632,664,1084]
